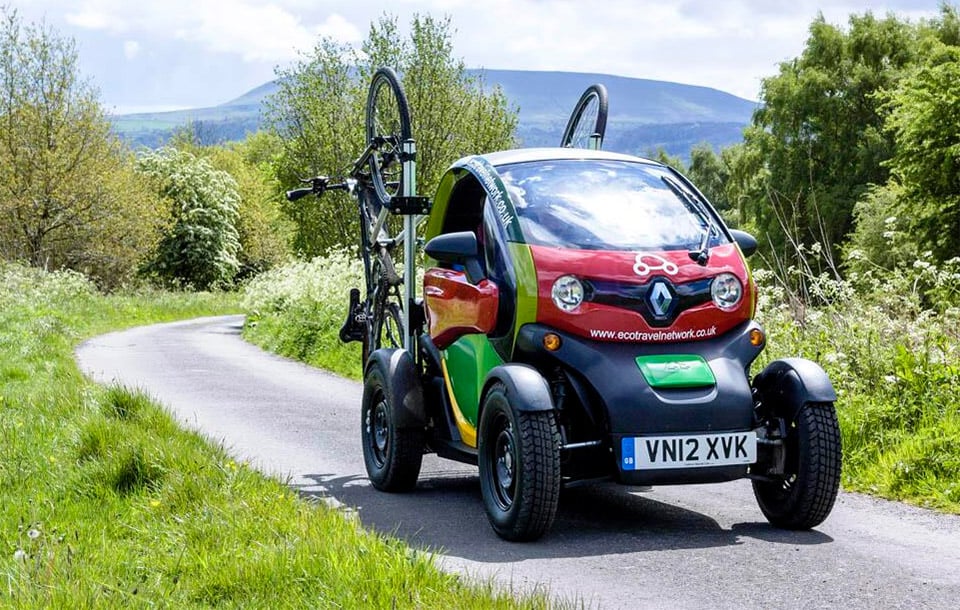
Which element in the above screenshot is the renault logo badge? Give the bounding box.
[648,280,675,318]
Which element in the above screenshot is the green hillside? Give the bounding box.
[110,69,757,157]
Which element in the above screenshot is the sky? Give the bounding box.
[5,0,948,115]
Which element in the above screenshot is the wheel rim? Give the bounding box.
[367,74,407,203]
[366,259,403,355]
[491,414,516,510]
[382,306,402,349]
[366,394,389,468]
[568,95,599,147]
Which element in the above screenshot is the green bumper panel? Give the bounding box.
[635,354,716,388]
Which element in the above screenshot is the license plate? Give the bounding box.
[621,432,756,470]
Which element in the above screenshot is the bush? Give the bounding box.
[755,250,960,510]
[242,250,364,379]
[137,148,241,290]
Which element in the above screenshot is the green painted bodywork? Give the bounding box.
[444,334,505,425]
[424,156,524,243]
[459,156,524,242]
[429,156,541,416]
[423,168,459,243]
[635,355,717,388]
[507,241,539,346]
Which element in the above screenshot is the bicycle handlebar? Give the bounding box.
[285,176,350,201]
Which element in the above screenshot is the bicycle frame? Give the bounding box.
[345,134,420,355]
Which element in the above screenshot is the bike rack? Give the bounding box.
[401,138,417,354]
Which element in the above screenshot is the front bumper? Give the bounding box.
[515,320,765,485]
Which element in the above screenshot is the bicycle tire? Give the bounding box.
[560,84,608,149]
[362,253,404,363]
[365,67,412,209]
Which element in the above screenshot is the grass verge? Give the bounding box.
[0,263,552,608]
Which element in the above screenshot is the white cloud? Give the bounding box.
[315,13,362,43]
[6,0,949,106]
[64,8,128,32]
[123,40,140,60]
[60,0,362,63]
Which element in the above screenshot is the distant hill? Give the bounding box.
[109,69,757,159]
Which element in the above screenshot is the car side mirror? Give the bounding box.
[729,229,758,257]
[424,231,485,284]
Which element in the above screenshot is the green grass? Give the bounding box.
[753,267,960,512]
[0,262,554,608]
[242,253,960,515]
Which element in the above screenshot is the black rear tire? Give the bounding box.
[753,402,842,529]
[478,383,561,541]
[560,84,608,149]
[361,351,424,492]
[365,67,412,208]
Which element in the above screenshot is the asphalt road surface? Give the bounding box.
[76,315,960,609]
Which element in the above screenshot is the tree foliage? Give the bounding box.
[0,8,165,287]
[136,148,241,289]
[742,11,918,257]
[266,38,361,257]
[884,36,960,260]
[170,127,294,276]
[267,14,518,255]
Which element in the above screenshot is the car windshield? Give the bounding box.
[499,159,727,251]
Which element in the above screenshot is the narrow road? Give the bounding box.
[76,315,960,609]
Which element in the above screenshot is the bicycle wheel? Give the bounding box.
[560,84,608,149]
[362,253,404,363]
[365,67,412,209]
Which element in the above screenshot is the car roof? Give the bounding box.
[477,147,663,168]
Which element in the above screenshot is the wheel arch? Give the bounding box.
[480,364,554,422]
[752,357,837,420]
[365,348,425,429]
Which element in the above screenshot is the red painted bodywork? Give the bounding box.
[423,268,500,349]
[530,243,756,343]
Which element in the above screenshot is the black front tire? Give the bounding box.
[361,351,424,492]
[478,383,561,541]
[753,402,842,529]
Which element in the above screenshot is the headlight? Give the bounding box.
[711,273,742,310]
[552,275,584,312]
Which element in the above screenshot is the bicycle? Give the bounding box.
[560,83,609,149]
[285,67,429,364]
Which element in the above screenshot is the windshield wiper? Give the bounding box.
[660,175,717,266]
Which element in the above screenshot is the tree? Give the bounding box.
[266,38,362,256]
[361,14,518,199]
[169,127,294,276]
[743,11,918,258]
[266,13,518,255]
[0,8,165,286]
[211,133,294,276]
[884,37,960,260]
[685,143,729,214]
[137,148,241,289]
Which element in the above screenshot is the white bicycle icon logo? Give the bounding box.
[633,253,679,276]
